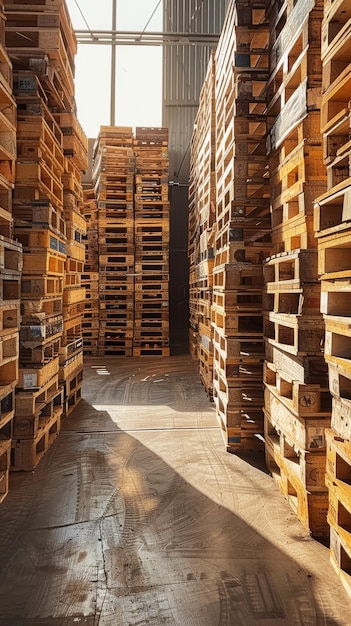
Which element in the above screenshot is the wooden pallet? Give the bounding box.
[0,301,20,336]
[97,205,134,221]
[199,338,214,399]
[62,285,85,306]
[82,338,98,355]
[19,334,61,367]
[11,405,62,472]
[0,438,11,503]
[214,366,264,406]
[59,349,83,381]
[0,382,15,421]
[18,355,59,391]
[100,321,133,336]
[20,311,63,342]
[325,426,351,594]
[134,262,168,275]
[20,275,64,301]
[59,337,83,363]
[134,328,169,340]
[0,350,17,390]
[53,111,88,171]
[99,296,134,308]
[62,168,85,207]
[134,203,170,220]
[213,325,265,359]
[22,247,66,276]
[61,360,83,416]
[13,386,63,439]
[0,328,18,363]
[211,305,263,337]
[15,370,59,413]
[264,312,325,356]
[325,320,351,374]
[265,357,331,407]
[65,383,82,416]
[98,346,133,357]
[264,425,329,538]
[0,236,23,274]
[132,345,170,357]
[214,388,265,454]
[264,382,330,448]
[0,383,15,499]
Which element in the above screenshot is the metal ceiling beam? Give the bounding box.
[75,30,220,46]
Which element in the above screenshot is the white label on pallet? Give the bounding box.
[23,373,38,389]
[307,427,325,450]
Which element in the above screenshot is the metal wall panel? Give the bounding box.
[162,0,228,351]
[162,0,228,182]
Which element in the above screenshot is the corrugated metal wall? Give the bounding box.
[162,0,228,352]
[163,0,228,182]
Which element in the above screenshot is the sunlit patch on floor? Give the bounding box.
[90,365,111,376]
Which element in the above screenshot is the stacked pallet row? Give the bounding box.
[11,78,66,471]
[4,0,86,470]
[0,2,21,501]
[188,145,199,362]
[58,112,87,415]
[93,127,135,357]
[263,0,330,538]
[133,127,170,357]
[188,52,216,397]
[83,126,170,358]
[13,201,65,471]
[314,0,351,591]
[211,0,271,452]
[82,188,99,355]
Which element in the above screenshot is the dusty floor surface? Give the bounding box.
[0,355,351,625]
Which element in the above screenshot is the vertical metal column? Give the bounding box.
[110,0,117,125]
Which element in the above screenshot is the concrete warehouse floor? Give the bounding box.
[0,355,351,625]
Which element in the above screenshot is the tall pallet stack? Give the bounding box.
[4,0,86,470]
[57,113,87,416]
[263,0,330,538]
[0,2,21,501]
[93,127,135,357]
[13,200,65,471]
[188,52,216,397]
[84,126,170,358]
[188,144,199,362]
[314,0,351,592]
[211,0,271,452]
[133,127,170,357]
[82,188,99,356]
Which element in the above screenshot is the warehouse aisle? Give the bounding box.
[0,355,351,625]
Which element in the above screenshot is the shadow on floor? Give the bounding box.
[0,355,348,625]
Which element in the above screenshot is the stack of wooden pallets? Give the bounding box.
[211,0,271,452]
[4,0,76,113]
[13,201,65,471]
[188,52,216,397]
[59,113,87,416]
[0,235,22,502]
[4,0,86,470]
[188,180,199,362]
[93,127,135,357]
[0,1,21,500]
[82,188,99,355]
[133,127,170,357]
[314,0,351,590]
[263,0,330,538]
[83,126,170,358]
